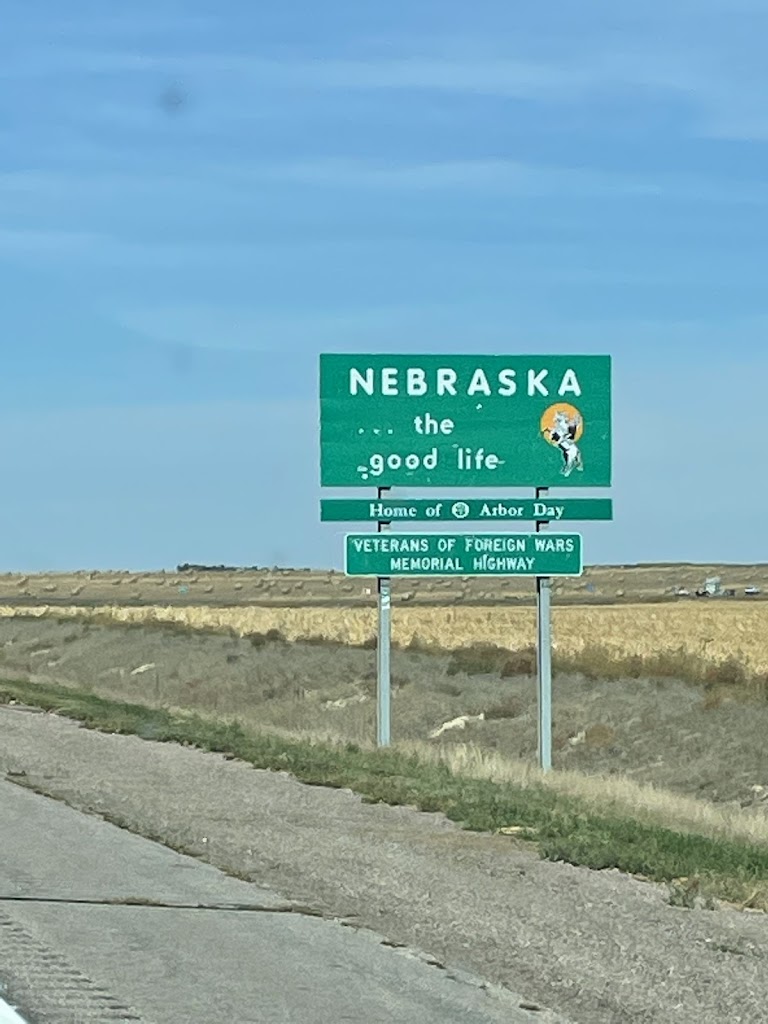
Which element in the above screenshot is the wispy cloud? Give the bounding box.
[0,50,588,98]
[2,159,766,219]
[0,227,259,272]
[0,228,103,258]
[117,301,609,354]
[5,44,765,144]
[4,0,768,144]
[115,301,768,356]
[41,13,217,38]
[236,158,768,204]
[115,303,507,353]
[259,158,609,193]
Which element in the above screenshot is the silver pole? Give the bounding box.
[376,487,392,748]
[535,486,553,773]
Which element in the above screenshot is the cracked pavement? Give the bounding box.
[3,704,768,1023]
[0,733,557,1023]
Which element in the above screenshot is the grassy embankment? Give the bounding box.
[3,662,768,914]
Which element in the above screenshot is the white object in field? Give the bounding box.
[130,663,156,675]
[324,694,368,709]
[429,713,485,739]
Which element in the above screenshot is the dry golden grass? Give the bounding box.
[2,600,767,673]
[400,740,768,852]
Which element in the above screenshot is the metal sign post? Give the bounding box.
[376,487,392,748]
[535,486,553,773]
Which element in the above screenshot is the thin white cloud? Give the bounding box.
[42,13,217,38]
[2,159,765,215]
[3,1,767,143]
[0,50,590,99]
[263,158,604,193]
[0,226,259,272]
[4,43,765,143]
[242,158,768,204]
[115,304,496,353]
[114,303,768,356]
[0,228,103,257]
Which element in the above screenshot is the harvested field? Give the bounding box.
[0,563,765,608]
[2,599,768,674]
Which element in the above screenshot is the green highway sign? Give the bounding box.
[320,353,611,488]
[322,496,612,523]
[344,532,583,577]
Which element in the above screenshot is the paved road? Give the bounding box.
[0,779,556,1024]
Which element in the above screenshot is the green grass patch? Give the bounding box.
[2,676,768,911]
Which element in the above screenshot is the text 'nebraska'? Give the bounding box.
[349,366,582,399]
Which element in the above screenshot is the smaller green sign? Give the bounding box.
[322,497,611,523]
[344,532,583,577]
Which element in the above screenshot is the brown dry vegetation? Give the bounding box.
[2,599,767,675]
[2,610,768,822]
[1,570,767,864]
[5,606,768,919]
[3,562,768,925]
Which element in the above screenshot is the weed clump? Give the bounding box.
[484,695,525,721]
[446,643,510,677]
[248,629,286,648]
[500,647,537,677]
[438,639,766,702]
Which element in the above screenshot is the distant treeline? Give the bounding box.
[176,563,263,573]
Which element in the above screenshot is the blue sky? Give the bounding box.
[0,0,766,571]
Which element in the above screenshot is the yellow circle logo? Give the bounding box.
[540,403,584,444]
